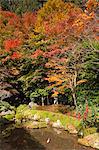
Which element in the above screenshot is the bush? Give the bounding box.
[15,104,28,120]
[0,101,15,112]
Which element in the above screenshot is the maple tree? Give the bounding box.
[45,46,88,109]
[0,0,98,107]
[41,0,98,108]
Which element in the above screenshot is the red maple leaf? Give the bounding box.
[4,39,21,52]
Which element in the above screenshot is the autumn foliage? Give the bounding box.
[4,39,21,52]
[0,0,98,107]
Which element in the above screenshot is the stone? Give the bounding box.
[33,114,40,121]
[52,120,63,128]
[78,128,84,138]
[28,102,38,109]
[45,118,50,125]
[66,124,78,134]
[22,119,26,122]
[78,133,99,149]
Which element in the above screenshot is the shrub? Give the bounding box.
[0,101,15,112]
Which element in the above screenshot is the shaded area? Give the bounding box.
[0,126,95,150]
[0,128,45,150]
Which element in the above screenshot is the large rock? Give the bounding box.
[78,133,99,149]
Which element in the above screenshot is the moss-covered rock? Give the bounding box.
[84,127,97,136]
[16,104,28,113]
[15,104,29,121]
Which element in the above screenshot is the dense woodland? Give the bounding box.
[0,0,88,13]
[0,0,99,110]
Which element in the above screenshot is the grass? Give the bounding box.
[33,110,81,128]
[15,105,81,128]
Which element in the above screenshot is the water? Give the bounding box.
[0,126,95,150]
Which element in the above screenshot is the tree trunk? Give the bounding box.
[41,97,44,106]
[70,70,78,111]
[74,70,77,87]
[72,91,77,108]
[47,95,50,105]
[71,88,78,111]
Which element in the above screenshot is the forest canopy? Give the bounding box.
[0,0,99,108]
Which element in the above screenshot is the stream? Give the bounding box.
[0,125,95,150]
